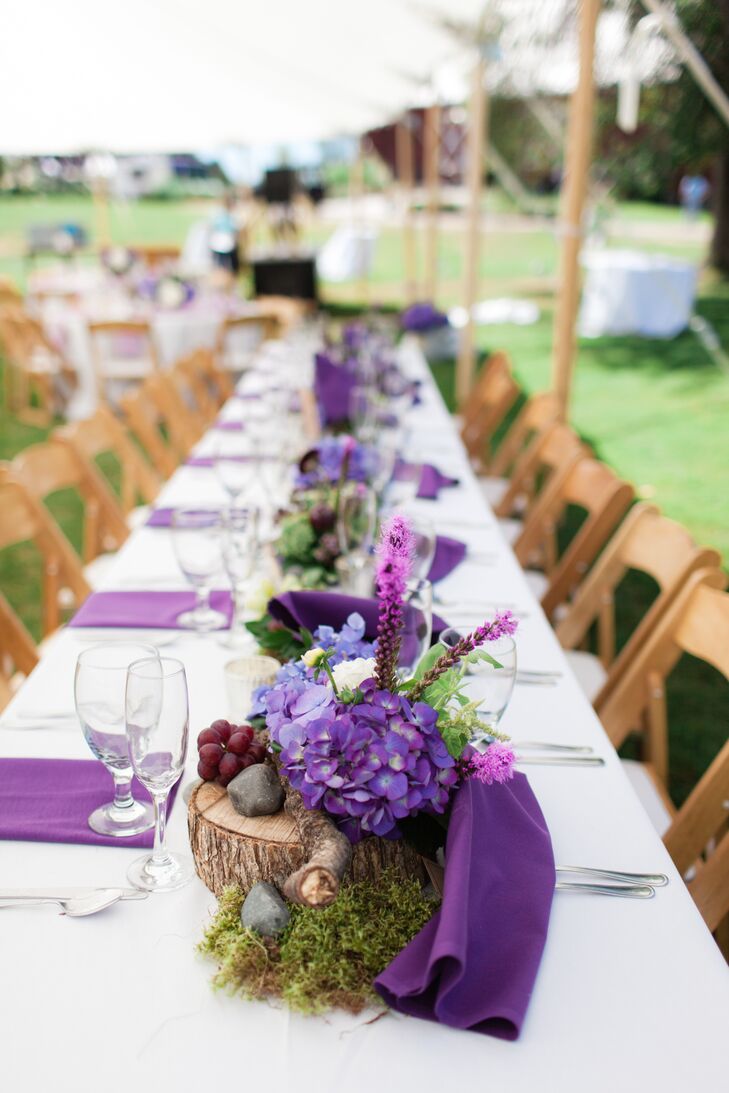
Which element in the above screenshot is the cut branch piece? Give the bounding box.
[281,778,352,908]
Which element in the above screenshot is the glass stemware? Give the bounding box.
[213,432,254,507]
[221,506,259,649]
[337,481,377,557]
[125,656,194,892]
[398,578,433,673]
[74,642,157,837]
[442,630,517,744]
[171,508,227,631]
[384,459,422,513]
[409,516,436,581]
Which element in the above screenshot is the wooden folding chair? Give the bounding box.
[128,244,181,270]
[55,406,161,521]
[120,376,185,479]
[168,355,216,433]
[556,504,721,705]
[493,420,584,544]
[596,568,729,948]
[0,303,76,424]
[87,319,159,404]
[215,313,280,376]
[173,350,224,424]
[460,352,521,470]
[12,439,129,574]
[514,456,634,613]
[0,590,39,711]
[0,476,90,636]
[145,372,203,455]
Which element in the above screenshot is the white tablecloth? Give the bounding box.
[1,336,727,1092]
[578,249,698,339]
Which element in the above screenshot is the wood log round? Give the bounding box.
[188,782,426,898]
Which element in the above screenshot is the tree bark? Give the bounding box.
[710,149,729,273]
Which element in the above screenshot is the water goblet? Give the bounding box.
[409,516,436,581]
[213,432,254,507]
[385,459,422,513]
[125,656,194,892]
[337,481,377,556]
[398,578,433,673]
[441,629,517,743]
[171,508,227,631]
[74,641,157,837]
[221,506,259,649]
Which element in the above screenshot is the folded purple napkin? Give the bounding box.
[395,460,459,501]
[0,758,179,848]
[186,454,253,468]
[314,351,356,426]
[145,507,225,528]
[375,773,555,1039]
[268,590,447,644]
[429,536,467,583]
[213,420,245,431]
[69,590,233,629]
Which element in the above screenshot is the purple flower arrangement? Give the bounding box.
[295,436,379,490]
[260,515,519,846]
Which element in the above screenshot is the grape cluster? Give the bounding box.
[197,719,267,786]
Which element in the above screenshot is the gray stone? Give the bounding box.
[227,763,284,817]
[182,778,202,806]
[240,882,290,937]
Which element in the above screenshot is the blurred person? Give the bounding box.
[679,172,709,220]
[209,191,242,275]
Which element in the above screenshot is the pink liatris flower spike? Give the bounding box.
[373,514,414,691]
[462,743,516,786]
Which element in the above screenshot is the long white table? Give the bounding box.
[1,336,727,1092]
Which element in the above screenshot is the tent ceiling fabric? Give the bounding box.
[0,0,676,154]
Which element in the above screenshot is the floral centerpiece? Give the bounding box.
[252,514,518,847]
[275,435,377,587]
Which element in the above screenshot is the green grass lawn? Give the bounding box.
[1,191,727,805]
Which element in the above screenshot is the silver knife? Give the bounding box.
[0,887,148,901]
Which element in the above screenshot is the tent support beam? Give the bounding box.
[424,103,441,302]
[550,0,600,421]
[455,53,488,408]
[395,118,418,305]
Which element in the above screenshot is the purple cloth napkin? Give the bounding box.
[268,590,447,644]
[213,420,245,431]
[428,536,467,583]
[145,507,225,528]
[0,758,180,848]
[314,351,356,425]
[395,460,459,501]
[69,590,233,629]
[374,773,555,1039]
[186,454,253,468]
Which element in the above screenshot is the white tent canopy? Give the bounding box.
[1,0,678,155]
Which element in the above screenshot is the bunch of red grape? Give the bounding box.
[197,719,267,786]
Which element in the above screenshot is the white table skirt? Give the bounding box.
[578,249,698,339]
[1,336,727,1092]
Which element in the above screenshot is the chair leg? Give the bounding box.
[645,669,669,786]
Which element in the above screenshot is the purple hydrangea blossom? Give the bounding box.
[247,613,376,719]
[295,437,379,489]
[269,676,457,842]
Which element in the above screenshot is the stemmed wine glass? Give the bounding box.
[384,459,422,513]
[74,642,157,837]
[337,482,377,559]
[441,628,517,744]
[398,578,433,674]
[409,516,436,581]
[221,506,259,649]
[125,656,194,892]
[171,508,227,631]
[213,432,254,507]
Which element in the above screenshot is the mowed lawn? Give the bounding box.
[1,192,727,804]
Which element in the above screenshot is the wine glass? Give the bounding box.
[125,656,193,892]
[213,432,254,507]
[442,629,517,743]
[74,642,157,837]
[372,432,399,498]
[254,453,289,542]
[350,382,376,442]
[337,481,377,558]
[385,459,422,512]
[398,578,433,673]
[221,506,259,649]
[409,516,436,580]
[171,508,227,631]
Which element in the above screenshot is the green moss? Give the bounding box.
[198,870,437,1016]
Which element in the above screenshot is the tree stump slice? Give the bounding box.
[188,782,425,898]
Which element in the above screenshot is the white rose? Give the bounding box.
[331,657,376,692]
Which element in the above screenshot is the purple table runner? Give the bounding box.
[375,773,555,1038]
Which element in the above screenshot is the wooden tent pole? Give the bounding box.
[424,103,441,301]
[550,0,600,421]
[395,117,418,305]
[350,137,369,306]
[455,53,488,408]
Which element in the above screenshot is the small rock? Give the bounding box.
[240,882,290,937]
[227,763,284,817]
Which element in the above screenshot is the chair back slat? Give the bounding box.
[488,391,559,478]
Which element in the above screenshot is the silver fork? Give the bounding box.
[516,754,605,767]
[555,881,655,899]
[557,866,669,887]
